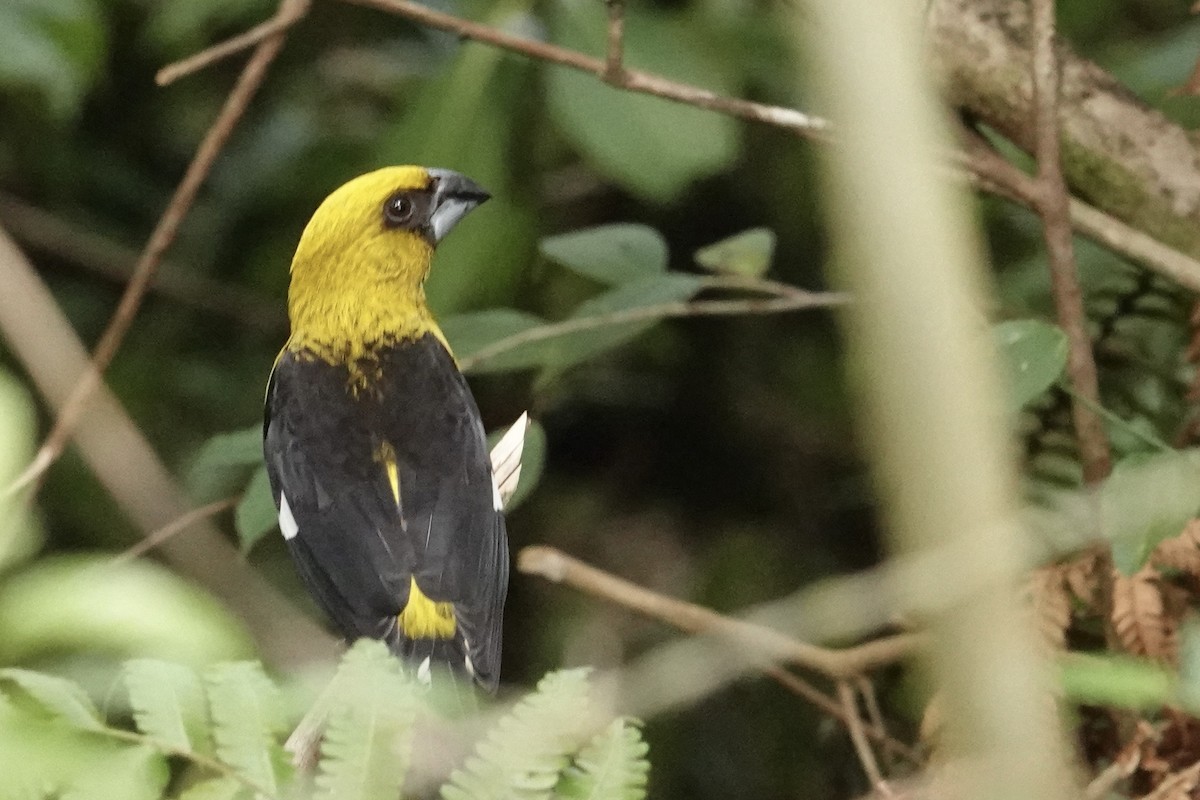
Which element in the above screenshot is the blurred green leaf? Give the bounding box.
[555,718,650,800]
[487,417,547,512]
[1060,654,1174,710]
[142,0,274,55]
[1101,450,1200,574]
[0,668,103,730]
[124,660,213,756]
[443,309,549,374]
[0,0,106,118]
[540,224,669,286]
[205,661,290,796]
[694,228,776,278]
[0,556,254,665]
[63,744,169,800]
[1179,618,1200,714]
[235,467,277,553]
[992,320,1069,412]
[547,0,740,203]
[0,371,42,573]
[187,424,263,503]
[176,777,246,800]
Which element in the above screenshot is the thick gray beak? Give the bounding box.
[427,168,491,244]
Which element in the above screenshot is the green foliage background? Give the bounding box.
[1,0,1200,797]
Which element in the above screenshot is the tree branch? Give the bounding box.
[517,545,922,681]
[1030,0,1111,483]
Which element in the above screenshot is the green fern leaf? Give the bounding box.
[314,639,419,800]
[176,777,248,800]
[204,661,290,796]
[124,659,213,755]
[61,744,169,800]
[554,719,649,800]
[441,668,597,800]
[0,668,102,730]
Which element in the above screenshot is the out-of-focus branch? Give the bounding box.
[6,0,307,498]
[517,545,922,681]
[1029,0,1110,484]
[0,226,335,669]
[0,194,286,332]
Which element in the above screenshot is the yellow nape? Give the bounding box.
[285,166,446,362]
[397,577,456,639]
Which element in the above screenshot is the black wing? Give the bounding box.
[263,335,509,690]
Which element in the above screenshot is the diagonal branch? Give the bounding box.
[5,0,309,498]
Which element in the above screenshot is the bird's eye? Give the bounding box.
[383,193,416,227]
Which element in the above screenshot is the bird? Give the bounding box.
[262,166,508,691]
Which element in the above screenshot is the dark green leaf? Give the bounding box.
[1102,450,1200,574]
[694,229,776,278]
[992,320,1069,411]
[0,0,106,118]
[540,225,668,286]
[235,466,278,553]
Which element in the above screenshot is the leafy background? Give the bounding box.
[2,0,1200,798]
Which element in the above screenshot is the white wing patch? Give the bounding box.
[417,656,432,686]
[489,411,529,511]
[278,492,300,540]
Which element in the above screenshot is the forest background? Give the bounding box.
[3,0,1200,798]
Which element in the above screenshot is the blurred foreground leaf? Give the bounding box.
[1101,450,1200,573]
[0,0,106,118]
[0,371,42,573]
[1060,654,1174,710]
[235,466,277,553]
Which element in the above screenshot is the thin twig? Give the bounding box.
[6,0,306,498]
[517,545,920,681]
[339,0,831,138]
[603,0,626,82]
[1030,0,1111,484]
[838,681,891,794]
[109,497,239,566]
[156,0,310,86]
[1083,724,1149,800]
[764,667,922,764]
[458,281,849,372]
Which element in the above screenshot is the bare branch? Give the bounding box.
[517,545,921,681]
[338,0,831,138]
[156,0,310,86]
[1030,0,1110,484]
[109,497,239,566]
[603,0,626,82]
[839,681,891,794]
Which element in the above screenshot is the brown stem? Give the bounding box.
[603,0,626,82]
[1030,0,1111,484]
[109,497,239,566]
[838,681,891,793]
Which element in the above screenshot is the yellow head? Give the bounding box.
[285,165,489,360]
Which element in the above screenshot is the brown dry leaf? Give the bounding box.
[1064,552,1100,609]
[1139,760,1200,800]
[1151,521,1200,580]
[1028,565,1071,649]
[1112,567,1176,662]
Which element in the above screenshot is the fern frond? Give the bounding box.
[0,668,103,730]
[176,777,248,800]
[125,659,213,755]
[204,662,290,796]
[442,668,597,800]
[554,719,649,800]
[314,639,419,800]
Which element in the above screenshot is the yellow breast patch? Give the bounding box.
[397,577,456,639]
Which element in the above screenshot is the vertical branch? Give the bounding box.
[1031,0,1111,484]
[603,0,626,83]
[6,0,310,497]
[838,681,890,793]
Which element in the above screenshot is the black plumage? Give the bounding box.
[263,333,508,690]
